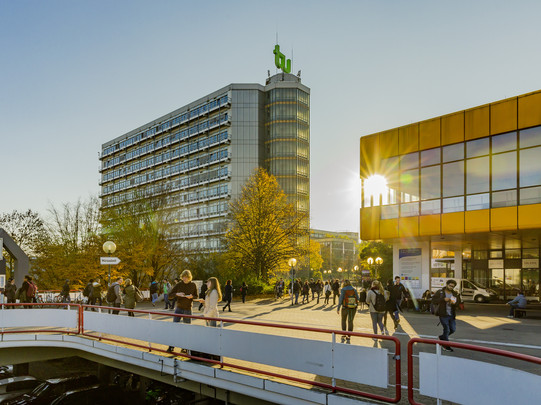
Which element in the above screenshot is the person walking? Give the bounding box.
[366,280,389,337]
[315,279,322,304]
[383,280,397,328]
[150,280,159,307]
[167,270,198,353]
[507,290,527,318]
[123,278,136,317]
[5,278,16,308]
[110,277,124,315]
[223,280,233,312]
[332,279,340,305]
[198,277,222,327]
[90,278,103,309]
[292,279,301,305]
[389,276,406,328]
[323,281,331,305]
[60,280,71,303]
[302,281,310,304]
[336,279,359,343]
[163,279,172,310]
[240,282,248,303]
[432,279,461,352]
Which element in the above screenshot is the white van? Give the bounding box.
[431,278,497,303]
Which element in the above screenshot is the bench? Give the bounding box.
[514,306,541,318]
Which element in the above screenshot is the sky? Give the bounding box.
[2,0,541,234]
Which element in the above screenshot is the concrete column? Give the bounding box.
[454,251,463,279]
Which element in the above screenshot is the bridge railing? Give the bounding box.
[407,337,541,405]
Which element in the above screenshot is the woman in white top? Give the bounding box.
[197,277,222,327]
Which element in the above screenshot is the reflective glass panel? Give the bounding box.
[492,190,517,207]
[421,200,441,215]
[466,138,489,158]
[442,196,464,213]
[400,169,419,202]
[523,249,539,259]
[466,193,489,211]
[421,166,441,200]
[400,202,419,217]
[520,126,541,148]
[520,147,541,187]
[421,148,441,167]
[520,186,541,205]
[492,152,517,190]
[492,132,517,154]
[443,161,464,197]
[381,205,399,219]
[443,143,464,162]
[400,152,419,170]
[466,156,489,194]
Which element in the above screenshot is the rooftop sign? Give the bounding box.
[273,44,291,74]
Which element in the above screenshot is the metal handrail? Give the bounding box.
[407,337,541,405]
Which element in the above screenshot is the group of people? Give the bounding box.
[2,275,38,308]
[284,278,344,305]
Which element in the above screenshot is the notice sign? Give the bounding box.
[100,257,121,265]
[399,248,422,288]
[523,259,539,269]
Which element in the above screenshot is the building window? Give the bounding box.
[492,190,517,208]
[400,169,419,202]
[381,205,399,219]
[443,161,464,197]
[492,131,517,154]
[492,151,517,190]
[466,137,489,158]
[520,186,541,205]
[442,196,464,213]
[420,148,440,167]
[466,193,489,211]
[466,156,489,194]
[443,143,464,163]
[400,202,419,217]
[520,126,541,148]
[400,152,419,170]
[421,199,441,215]
[421,166,441,200]
[519,146,541,187]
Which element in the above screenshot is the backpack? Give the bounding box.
[374,291,386,312]
[106,285,117,303]
[430,301,440,316]
[82,283,91,297]
[26,282,37,299]
[343,289,358,309]
[135,287,144,303]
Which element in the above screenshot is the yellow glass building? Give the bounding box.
[360,90,541,301]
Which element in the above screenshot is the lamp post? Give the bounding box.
[102,241,117,286]
[337,267,343,281]
[353,265,359,285]
[375,257,383,279]
[288,258,297,306]
[367,256,383,279]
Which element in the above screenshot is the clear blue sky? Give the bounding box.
[2,0,541,233]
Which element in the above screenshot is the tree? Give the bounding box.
[32,197,104,289]
[297,239,323,278]
[225,169,308,281]
[358,240,393,281]
[101,197,183,287]
[0,209,46,255]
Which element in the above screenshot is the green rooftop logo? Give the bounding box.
[273,44,291,74]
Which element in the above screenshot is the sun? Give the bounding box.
[363,175,388,203]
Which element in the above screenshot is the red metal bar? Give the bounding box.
[407,337,541,405]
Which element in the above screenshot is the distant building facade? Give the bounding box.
[100,73,310,252]
[310,229,359,276]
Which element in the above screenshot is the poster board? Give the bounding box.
[399,248,422,288]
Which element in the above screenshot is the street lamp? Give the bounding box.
[102,241,117,285]
[288,258,297,306]
[337,267,343,280]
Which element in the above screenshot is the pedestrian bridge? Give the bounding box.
[0,304,540,405]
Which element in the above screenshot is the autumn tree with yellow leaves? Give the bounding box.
[225,169,308,281]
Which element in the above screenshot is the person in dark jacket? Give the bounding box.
[389,276,406,327]
[240,282,248,303]
[167,270,198,353]
[5,278,16,308]
[60,279,71,303]
[332,279,340,305]
[223,280,233,312]
[149,281,159,307]
[302,281,310,304]
[198,280,208,310]
[432,279,462,352]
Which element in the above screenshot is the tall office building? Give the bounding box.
[99,72,309,252]
[360,90,541,301]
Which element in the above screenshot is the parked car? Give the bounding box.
[431,277,497,302]
[0,377,43,404]
[50,385,135,405]
[3,374,99,405]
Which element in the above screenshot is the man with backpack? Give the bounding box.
[19,275,37,308]
[432,279,461,352]
[336,279,360,343]
[389,276,406,328]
